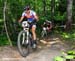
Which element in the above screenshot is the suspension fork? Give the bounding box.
[26,30,29,43]
[22,28,29,44]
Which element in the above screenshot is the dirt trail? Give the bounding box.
[0,37,70,61]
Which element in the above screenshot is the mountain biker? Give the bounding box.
[42,20,53,32]
[19,5,38,48]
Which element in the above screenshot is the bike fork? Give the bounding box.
[26,31,29,44]
[22,33,25,44]
[22,31,29,45]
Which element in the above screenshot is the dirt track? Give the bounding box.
[0,37,70,61]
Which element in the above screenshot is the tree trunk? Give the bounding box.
[3,0,12,46]
[66,0,73,31]
[51,0,55,21]
[43,0,46,15]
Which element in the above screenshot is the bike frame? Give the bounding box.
[22,21,30,44]
[41,27,47,38]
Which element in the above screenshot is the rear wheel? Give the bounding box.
[17,30,30,57]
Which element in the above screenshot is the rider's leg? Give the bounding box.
[31,25,36,41]
[31,25,37,48]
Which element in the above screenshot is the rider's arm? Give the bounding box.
[32,10,39,21]
[18,16,24,23]
[18,12,25,23]
[34,14,39,21]
[49,23,53,29]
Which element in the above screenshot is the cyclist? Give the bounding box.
[42,20,52,32]
[19,5,38,48]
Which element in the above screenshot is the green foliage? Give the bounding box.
[0,34,10,46]
[0,19,3,22]
[61,31,75,40]
[67,50,75,55]
[54,50,75,61]
[0,0,75,46]
[54,56,65,61]
[54,12,66,21]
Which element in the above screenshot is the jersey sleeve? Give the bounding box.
[31,10,36,16]
[22,12,26,17]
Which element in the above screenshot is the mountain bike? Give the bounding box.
[41,27,52,40]
[41,21,53,39]
[41,27,47,39]
[17,21,37,57]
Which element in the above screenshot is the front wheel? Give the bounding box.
[17,30,30,57]
[41,30,47,39]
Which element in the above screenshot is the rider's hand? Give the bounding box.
[34,18,39,23]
